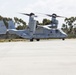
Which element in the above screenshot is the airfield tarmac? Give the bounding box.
[0,39,76,75]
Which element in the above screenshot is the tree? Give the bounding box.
[14,17,27,30]
[43,19,51,25]
[0,15,3,20]
[38,18,51,25]
[62,17,76,38]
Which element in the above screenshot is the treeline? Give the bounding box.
[38,19,51,25]
[62,17,76,38]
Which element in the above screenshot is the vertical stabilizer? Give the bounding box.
[8,20,15,29]
[0,20,7,34]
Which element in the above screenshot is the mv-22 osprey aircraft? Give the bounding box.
[7,13,67,41]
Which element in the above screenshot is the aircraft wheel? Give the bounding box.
[30,38,34,42]
[62,38,65,40]
[36,39,40,41]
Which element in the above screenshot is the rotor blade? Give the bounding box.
[56,15,66,18]
[36,12,66,18]
[46,14,66,18]
[19,13,38,17]
[36,13,53,17]
[45,14,52,17]
[19,13,30,16]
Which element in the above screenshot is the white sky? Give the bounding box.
[0,0,76,27]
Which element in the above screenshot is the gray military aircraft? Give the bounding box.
[7,13,67,41]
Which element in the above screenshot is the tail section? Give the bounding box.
[8,20,15,29]
[0,20,7,34]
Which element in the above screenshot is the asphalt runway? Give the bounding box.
[0,39,76,75]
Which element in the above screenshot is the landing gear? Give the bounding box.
[30,38,34,42]
[62,38,65,40]
[36,39,40,41]
[30,38,40,42]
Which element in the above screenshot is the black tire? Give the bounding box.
[30,38,34,42]
[36,39,40,41]
[62,38,65,40]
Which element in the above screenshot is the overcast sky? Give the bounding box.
[0,0,76,27]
